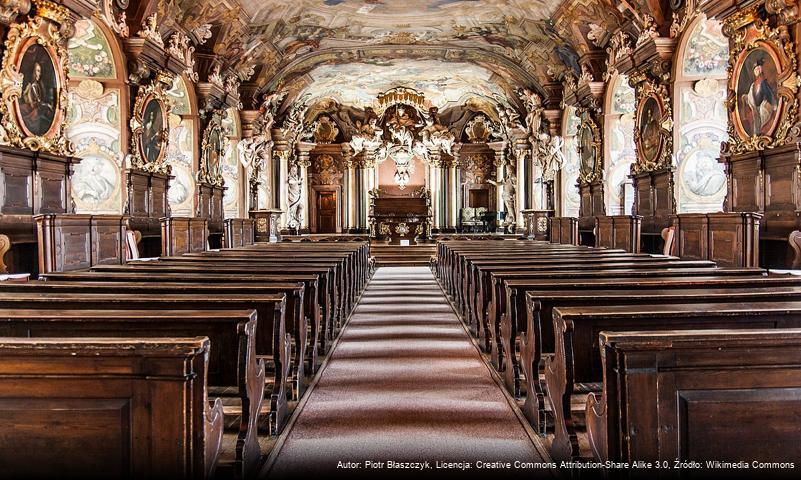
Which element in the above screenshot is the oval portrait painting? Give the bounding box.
[17,43,59,137]
[206,125,222,173]
[638,96,662,164]
[579,124,596,178]
[735,47,780,138]
[141,98,164,163]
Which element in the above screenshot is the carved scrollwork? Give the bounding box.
[198,110,228,187]
[724,8,800,154]
[0,0,74,155]
[576,112,602,184]
[128,72,172,174]
[632,77,673,174]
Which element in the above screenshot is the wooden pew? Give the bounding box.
[41,271,325,371]
[92,261,344,340]
[480,260,720,357]
[516,281,801,433]
[0,308,264,478]
[0,337,223,479]
[0,280,311,399]
[0,291,290,435]
[546,301,801,461]
[587,329,801,464]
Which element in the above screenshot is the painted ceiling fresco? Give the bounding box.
[296,59,509,109]
[153,0,630,108]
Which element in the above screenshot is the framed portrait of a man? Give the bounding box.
[734,46,781,139]
[17,43,58,137]
[0,8,72,155]
[129,76,172,173]
[637,95,663,165]
[141,98,165,163]
[577,118,600,183]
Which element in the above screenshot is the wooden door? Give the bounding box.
[316,191,337,233]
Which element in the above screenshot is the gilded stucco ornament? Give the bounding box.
[198,111,228,187]
[0,0,75,155]
[128,73,173,175]
[576,112,602,184]
[631,77,673,174]
[723,8,799,155]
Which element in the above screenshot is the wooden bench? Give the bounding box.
[546,301,801,461]
[0,308,264,478]
[92,261,345,339]
[516,282,801,433]
[587,329,801,463]
[0,291,290,434]
[0,337,223,479]
[40,271,328,367]
[479,261,721,356]
[0,280,311,399]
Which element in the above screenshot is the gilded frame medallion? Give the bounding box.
[198,111,228,187]
[725,11,799,154]
[577,114,601,184]
[632,78,673,174]
[0,1,74,155]
[129,73,172,174]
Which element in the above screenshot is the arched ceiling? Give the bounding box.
[143,0,634,109]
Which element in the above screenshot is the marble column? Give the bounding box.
[451,144,462,231]
[342,144,355,231]
[273,146,290,229]
[296,142,316,232]
[428,152,443,231]
[488,141,507,232]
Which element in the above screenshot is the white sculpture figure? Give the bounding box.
[421,106,456,156]
[489,171,517,229]
[286,162,303,230]
[536,132,566,180]
[349,108,383,155]
[519,87,544,138]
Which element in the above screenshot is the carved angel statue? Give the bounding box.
[349,107,384,155]
[420,106,455,156]
[498,107,526,141]
[489,172,517,228]
[535,133,565,180]
[518,87,544,139]
[286,163,304,230]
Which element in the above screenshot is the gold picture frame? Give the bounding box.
[0,1,74,155]
[725,10,799,154]
[632,78,673,174]
[129,72,172,174]
[577,113,601,184]
[198,111,228,187]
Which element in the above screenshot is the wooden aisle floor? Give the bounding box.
[263,267,554,479]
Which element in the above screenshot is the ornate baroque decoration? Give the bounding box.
[631,74,674,174]
[576,111,602,184]
[311,115,339,144]
[167,32,197,83]
[461,154,493,184]
[137,13,163,47]
[198,110,228,186]
[128,72,173,174]
[0,0,75,155]
[722,5,800,155]
[464,115,500,143]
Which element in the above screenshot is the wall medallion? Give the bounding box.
[632,78,673,173]
[0,1,74,155]
[199,111,228,186]
[725,12,799,154]
[129,74,172,174]
[577,114,601,184]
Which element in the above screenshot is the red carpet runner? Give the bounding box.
[265,267,553,478]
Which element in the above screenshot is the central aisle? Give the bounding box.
[265,267,552,478]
